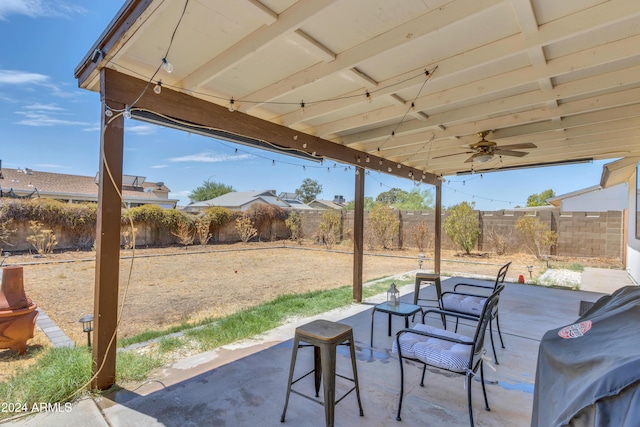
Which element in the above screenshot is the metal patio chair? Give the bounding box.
[440,261,511,364]
[393,286,503,426]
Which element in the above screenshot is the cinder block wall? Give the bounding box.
[6,208,624,259]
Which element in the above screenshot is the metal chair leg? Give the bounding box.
[281,336,301,423]
[496,311,505,348]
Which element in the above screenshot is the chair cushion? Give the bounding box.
[392,323,472,373]
[441,293,487,316]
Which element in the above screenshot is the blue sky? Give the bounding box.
[0,1,614,210]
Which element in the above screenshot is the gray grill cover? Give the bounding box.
[532,285,640,427]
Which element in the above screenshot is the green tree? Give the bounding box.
[444,201,480,254]
[344,197,375,210]
[392,188,434,210]
[526,189,555,207]
[376,188,406,205]
[295,178,322,203]
[189,181,234,202]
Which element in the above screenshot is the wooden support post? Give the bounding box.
[92,80,124,390]
[353,166,365,302]
[434,180,442,275]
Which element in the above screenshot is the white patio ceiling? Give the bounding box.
[76,0,640,180]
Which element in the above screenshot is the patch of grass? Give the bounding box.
[157,336,184,354]
[0,346,164,419]
[116,351,164,382]
[0,347,91,413]
[566,263,585,272]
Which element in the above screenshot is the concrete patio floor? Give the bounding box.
[4,270,635,427]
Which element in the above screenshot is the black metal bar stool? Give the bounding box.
[281,319,364,427]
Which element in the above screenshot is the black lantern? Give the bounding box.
[387,283,400,306]
[79,314,94,347]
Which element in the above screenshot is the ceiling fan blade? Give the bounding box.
[497,142,537,150]
[432,150,473,160]
[494,149,529,157]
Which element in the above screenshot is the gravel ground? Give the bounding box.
[537,269,582,288]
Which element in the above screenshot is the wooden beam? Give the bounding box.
[352,167,364,302]
[101,68,437,185]
[92,76,124,390]
[434,181,442,275]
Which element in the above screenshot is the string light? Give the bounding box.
[124,107,132,119]
[366,155,370,163]
[272,160,275,166]
[365,90,372,103]
[162,58,173,73]
[153,80,162,94]
[302,142,307,148]
[397,163,401,169]
[300,100,305,115]
[104,108,113,117]
[228,97,235,112]
[357,156,361,163]
[391,131,396,140]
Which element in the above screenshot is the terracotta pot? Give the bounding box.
[0,265,38,355]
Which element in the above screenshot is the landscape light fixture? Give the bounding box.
[79,314,94,347]
[418,253,425,270]
[527,265,534,279]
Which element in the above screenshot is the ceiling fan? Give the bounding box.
[434,131,537,163]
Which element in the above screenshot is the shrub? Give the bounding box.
[315,209,342,249]
[444,201,479,254]
[204,206,232,242]
[516,216,558,259]
[247,204,287,241]
[172,220,195,248]
[0,202,16,251]
[26,220,58,256]
[484,226,512,255]
[194,217,212,246]
[235,214,257,243]
[410,220,429,251]
[284,210,303,244]
[368,203,399,249]
[121,225,137,250]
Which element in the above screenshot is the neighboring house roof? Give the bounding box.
[187,190,312,211]
[547,183,627,212]
[0,167,178,208]
[309,199,344,210]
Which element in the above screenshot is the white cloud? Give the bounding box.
[169,152,254,163]
[0,0,86,20]
[24,103,66,112]
[14,111,87,127]
[0,70,49,85]
[127,124,157,136]
[151,165,168,169]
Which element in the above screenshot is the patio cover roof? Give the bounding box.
[74,0,640,390]
[76,0,640,178]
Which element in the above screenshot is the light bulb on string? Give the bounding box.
[303,165,306,171]
[411,102,415,112]
[153,81,162,94]
[355,169,359,175]
[300,101,305,116]
[365,155,370,163]
[357,156,361,163]
[397,163,401,169]
[228,97,235,112]
[365,90,372,103]
[104,108,113,117]
[124,107,132,119]
[388,166,392,172]
[272,160,275,166]
[391,131,395,140]
[162,58,173,73]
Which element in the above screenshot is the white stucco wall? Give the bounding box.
[626,169,640,284]
[561,183,628,212]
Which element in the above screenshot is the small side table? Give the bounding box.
[370,302,422,347]
[413,272,445,327]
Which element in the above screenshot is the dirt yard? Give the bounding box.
[0,240,622,379]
